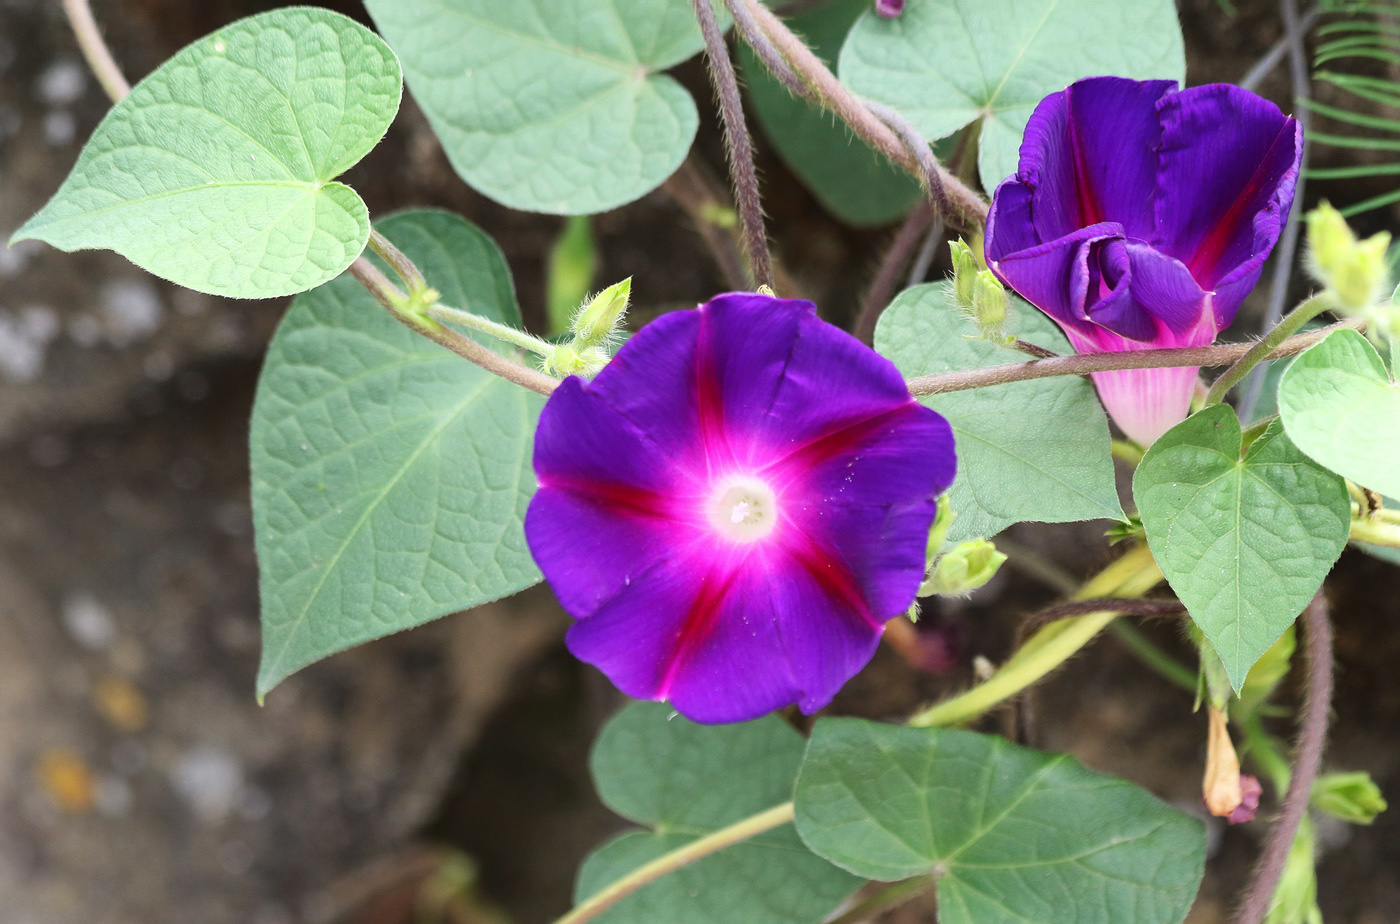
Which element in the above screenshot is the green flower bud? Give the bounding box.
[1265,818,1322,924]
[1306,201,1392,312]
[920,539,1007,597]
[925,496,955,562]
[971,269,1008,338]
[1235,625,1295,719]
[544,343,610,377]
[1311,771,1388,825]
[949,239,979,311]
[570,277,631,350]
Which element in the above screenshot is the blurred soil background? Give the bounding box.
[0,0,1396,921]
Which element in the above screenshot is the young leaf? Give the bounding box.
[252,210,542,697]
[794,720,1205,924]
[1134,407,1350,690]
[577,703,860,923]
[875,283,1123,542]
[839,0,1185,187]
[365,0,709,214]
[1278,328,1400,498]
[11,8,401,298]
[739,0,921,226]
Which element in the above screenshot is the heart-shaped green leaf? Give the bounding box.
[739,0,921,226]
[794,720,1205,924]
[366,0,708,214]
[1279,328,1400,497]
[252,210,543,697]
[11,8,401,298]
[577,703,860,923]
[875,283,1122,541]
[838,0,1184,188]
[1134,406,1350,689]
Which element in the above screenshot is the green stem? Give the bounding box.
[826,877,935,924]
[1110,439,1145,466]
[1349,516,1400,547]
[427,303,557,359]
[908,545,1163,727]
[1204,294,1333,407]
[1108,622,1197,692]
[553,802,795,924]
[1239,711,1292,795]
[348,258,559,396]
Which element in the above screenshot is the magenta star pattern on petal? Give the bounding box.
[524,294,956,724]
[986,77,1302,445]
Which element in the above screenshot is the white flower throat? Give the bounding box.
[707,475,778,543]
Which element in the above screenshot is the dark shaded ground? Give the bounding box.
[1,0,1397,922]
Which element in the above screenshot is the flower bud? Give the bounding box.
[570,277,631,350]
[544,343,610,377]
[874,0,906,18]
[1306,201,1392,312]
[925,495,954,562]
[1265,818,1322,924]
[919,539,1006,597]
[1311,771,1388,825]
[971,269,1008,338]
[949,239,979,311]
[1203,704,1243,817]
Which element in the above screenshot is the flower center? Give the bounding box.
[707,475,778,543]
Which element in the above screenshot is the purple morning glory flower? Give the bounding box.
[986,77,1302,444]
[525,294,955,724]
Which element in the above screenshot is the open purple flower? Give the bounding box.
[986,77,1302,444]
[525,294,955,724]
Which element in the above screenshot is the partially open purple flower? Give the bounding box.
[525,294,955,724]
[986,77,1302,444]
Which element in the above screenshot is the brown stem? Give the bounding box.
[1233,591,1334,924]
[62,0,131,103]
[727,0,988,232]
[692,0,774,290]
[1010,339,1058,360]
[905,320,1364,397]
[854,200,935,344]
[348,259,560,397]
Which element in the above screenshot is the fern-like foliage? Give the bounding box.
[1304,2,1400,215]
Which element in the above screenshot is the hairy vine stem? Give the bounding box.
[908,319,1362,397]
[725,0,988,233]
[1234,591,1334,924]
[691,0,775,290]
[348,258,560,396]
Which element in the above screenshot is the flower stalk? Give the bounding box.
[1204,293,1333,407]
[908,544,1163,727]
[553,802,796,924]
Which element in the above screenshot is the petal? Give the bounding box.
[990,222,1123,338]
[1015,77,1176,243]
[1086,242,1209,338]
[525,485,684,618]
[986,178,1040,260]
[527,377,694,616]
[764,550,885,715]
[1084,364,1201,447]
[532,377,681,494]
[566,549,808,724]
[586,307,707,471]
[752,303,924,459]
[1154,84,1302,292]
[787,497,937,618]
[764,401,954,500]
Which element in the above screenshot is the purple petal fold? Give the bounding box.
[986,76,1302,444]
